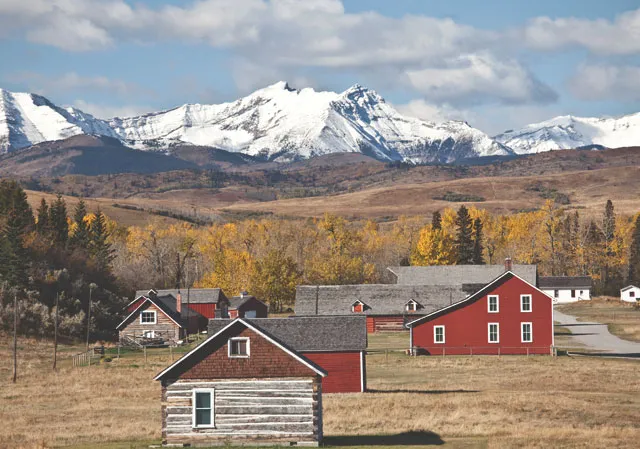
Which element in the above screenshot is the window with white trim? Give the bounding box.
[488,295,499,313]
[521,322,533,343]
[520,295,532,312]
[140,310,156,324]
[228,337,250,358]
[488,323,499,343]
[406,300,418,312]
[192,389,215,428]
[434,325,445,344]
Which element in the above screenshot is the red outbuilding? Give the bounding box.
[208,316,367,393]
[407,271,554,355]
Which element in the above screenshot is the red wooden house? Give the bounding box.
[407,271,554,355]
[208,316,367,393]
[155,318,325,446]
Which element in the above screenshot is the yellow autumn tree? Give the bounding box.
[411,224,456,266]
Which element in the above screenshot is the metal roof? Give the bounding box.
[538,276,592,289]
[387,264,537,287]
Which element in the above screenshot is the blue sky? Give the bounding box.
[1,0,639,134]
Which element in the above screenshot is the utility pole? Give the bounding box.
[86,283,97,352]
[13,291,18,383]
[53,292,59,371]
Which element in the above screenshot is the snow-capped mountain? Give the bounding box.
[0,88,118,152]
[495,113,640,154]
[109,82,511,163]
[0,83,510,163]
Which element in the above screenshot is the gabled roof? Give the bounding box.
[228,294,265,310]
[620,285,640,292]
[387,264,538,287]
[208,316,367,352]
[116,295,184,330]
[538,276,592,289]
[154,318,327,381]
[295,284,465,316]
[132,288,225,306]
[406,271,553,328]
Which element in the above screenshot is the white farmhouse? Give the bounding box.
[620,285,640,303]
[538,276,592,303]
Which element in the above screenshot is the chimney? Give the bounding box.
[240,290,248,298]
[504,257,513,272]
[176,292,182,314]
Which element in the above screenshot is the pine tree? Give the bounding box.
[90,210,114,272]
[432,210,442,231]
[70,199,90,250]
[49,194,69,246]
[473,217,485,265]
[603,200,615,248]
[0,208,30,288]
[454,205,474,265]
[602,200,618,295]
[36,198,50,236]
[628,215,640,286]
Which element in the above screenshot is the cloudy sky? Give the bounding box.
[1,0,639,135]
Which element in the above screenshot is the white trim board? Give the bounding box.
[116,296,182,330]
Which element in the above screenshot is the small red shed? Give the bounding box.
[130,288,227,319]
[407,271,554,356]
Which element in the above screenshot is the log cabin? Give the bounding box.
[154,318,326,447]
[406,271,554,356]
[117,292,207,346]
[208,316,367,393]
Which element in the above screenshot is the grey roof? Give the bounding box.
[229,295,259,309]
[134,288,225,304]
[295,284,467,316]
[387,264,537,287]
[538,276,592,289]
[117,294,205,329]
[208,316,367,351]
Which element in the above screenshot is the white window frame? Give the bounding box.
[433,325,445,344]
[228,337,250,358]
[487,295,499,313]
[192,389,215,428]
[351,301,365,313]
[521,322,533,343]
[406,300,417,312]
[520,294,532,313]
[488,323,499,343]
[142,330,155,338]
[140,310,157,324]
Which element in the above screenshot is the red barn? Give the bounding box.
[155,318,325,446]
[407,271,554,356]
[208,316,367,393]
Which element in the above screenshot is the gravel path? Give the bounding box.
[554,308,640,354]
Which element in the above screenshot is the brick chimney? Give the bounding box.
[176,292,182,314]
[504,257,513,272]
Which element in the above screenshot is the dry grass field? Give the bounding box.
[2,334,639,449]
[557,298,640,342]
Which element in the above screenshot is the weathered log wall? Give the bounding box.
[161,377,322,447]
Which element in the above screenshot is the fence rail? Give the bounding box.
[367,346,556,358]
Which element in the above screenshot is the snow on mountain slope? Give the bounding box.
[109,82,512,163]
[0,88,117,152]
[495,113,640,154]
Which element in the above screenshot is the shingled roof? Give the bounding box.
[295,284,467,317]
[116,294,205,330]
[387,264,537,287]
[208,316,367,351]
[538,276,592,289]
[134,288,225,305]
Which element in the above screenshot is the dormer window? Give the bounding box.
[351,300,366,313]
[406,300,418,312]
[228,337,250,358]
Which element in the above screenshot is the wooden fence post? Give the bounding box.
[144,345,147,365]
[117,344,120,364]
[170,345,173,362]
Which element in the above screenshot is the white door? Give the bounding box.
[143,330,155,338]
[244,310,257,318]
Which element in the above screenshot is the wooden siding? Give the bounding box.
[119,302,181,343]
[127,297,145,313]
[366,316,406,333]
[412,276,553,355]
[302,351,364,393]
[186,303,217,319]
[161,378,322,446]
[177,328,319,380]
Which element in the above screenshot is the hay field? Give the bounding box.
[1,335,639,448]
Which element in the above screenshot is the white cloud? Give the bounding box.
[404,54,557,105]
[12,72,145,97]
[523,8,640,55]
[71,100,152,119]
[569,64,640,102]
